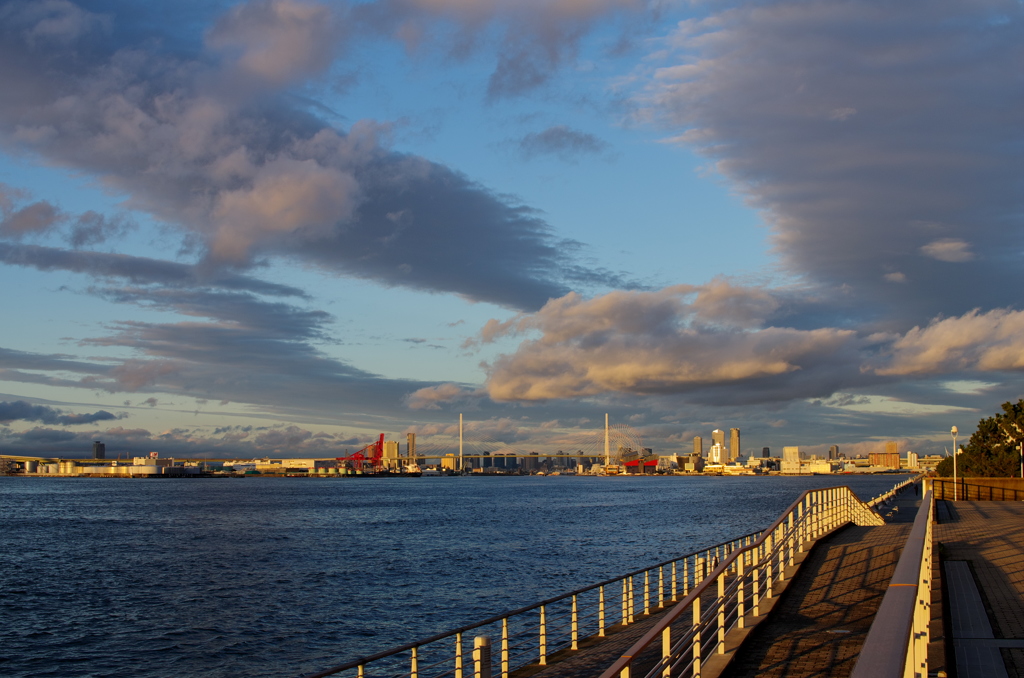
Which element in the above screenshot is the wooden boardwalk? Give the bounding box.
[936,501,1024,678]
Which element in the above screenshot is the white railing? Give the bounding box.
[597,484,898,678]
[304,532,762,678]
[305,478,917,678]
[849,488,933,678]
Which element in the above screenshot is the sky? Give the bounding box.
[0,0,1021,460]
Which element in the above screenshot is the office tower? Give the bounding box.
[708,442,725,464]
[712,429,725,449]
[762,447,770,458]
[730,428,740,462]
[886,440,898,456]
[828,445,839,460]
[92,441,105,459]
[693,436,703,457]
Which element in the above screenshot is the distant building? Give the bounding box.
[708,442,726,464]
[441,454,458,471]
[693,436,703,457]
[886,440,899,456]
[781,446,801,474]
[762,447,770,458]
[905,451,919,469]
[828,445,839,460]
[712,429,725,448]
[92,441,105,460]
[869,449,901,469]
[730,428,740,462]
[382,440,401,469]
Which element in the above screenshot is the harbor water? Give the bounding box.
[0,474,909,677]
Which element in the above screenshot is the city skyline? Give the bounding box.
[0,0,1021,459]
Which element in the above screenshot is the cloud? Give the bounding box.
[517,125,608,162]
[920,238,976,263]
[640,0,1023,325]
[879,308,1024,376]
[0,1,620,311]
[0,242,307,297]
[0,400,121,425]
[353,0,645,99]
[206,0,343,86]
[405,382,480,409]
[479,286,863,403]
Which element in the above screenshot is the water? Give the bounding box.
[0,474,908,677]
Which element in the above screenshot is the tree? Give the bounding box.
[936,399,1024,477]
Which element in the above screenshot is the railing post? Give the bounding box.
[717,571,726,654]
[599,585,606,637]
[501,618,509,678]
[538,605,547,665]
[692,596,702,678]
[661,624,672,678]
[752,542,761,616]
[683,557,689,596]
[658,565,664,609]
[473,636,492,678]
[571,594,579,650]
[644,570,651,615]
[411,646,419,678]
[796,501,804,553]
[672,560,678,601]
[456,632,464,678]
[622,577,630,626]
[787,513,796,568]
[737,553,746,629]
[622,579,629,626]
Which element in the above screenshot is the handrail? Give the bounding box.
[303,530,762,678]
[597,482,912,678]
[849,489,933,678]
[304,477,916,678]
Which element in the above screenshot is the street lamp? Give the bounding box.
[951,426,958,501]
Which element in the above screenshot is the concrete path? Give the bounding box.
[936,501,1024,678]
[717,492,921,678]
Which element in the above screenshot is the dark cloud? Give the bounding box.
[352,0,645,100]
[645,0,1023,328]
[0,399,121,425]
[0,1,624,311]
[517,125,608,162]
[0,242,307,297]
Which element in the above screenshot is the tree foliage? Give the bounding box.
[936,399,1024,477]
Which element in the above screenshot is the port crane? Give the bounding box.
[336,434,385,471]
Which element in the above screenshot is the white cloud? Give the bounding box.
[920,238,976,262]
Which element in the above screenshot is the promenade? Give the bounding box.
[515,488,1024,678]
[936,501,1024,678]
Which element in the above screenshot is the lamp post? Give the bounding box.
[951,426,958,501]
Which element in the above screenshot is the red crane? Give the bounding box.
[336,434,385,472]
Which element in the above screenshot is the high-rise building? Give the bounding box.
[886,440,898,456]
[828,445,839,460]
[92,441,105,460]
[383,440,401,469]
[730,428,740,462]
[712,429,725,448]
[693,436,703,457]
[708,442,725,464]
[762,447,770,458]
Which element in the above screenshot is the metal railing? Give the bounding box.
[597,485,894,678]
[850,488,933,678]
[304,532,762,678]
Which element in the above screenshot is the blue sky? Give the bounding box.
[0,0,1021,460]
